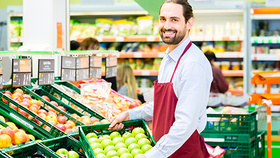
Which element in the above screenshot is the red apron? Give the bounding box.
[152,42,209,158]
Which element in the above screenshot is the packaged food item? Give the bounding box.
[137,16,153,35]
[231,62,240,70]
[80,82,112,101]
[95,18,112,36]
[220,61,230,70]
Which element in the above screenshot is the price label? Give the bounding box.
[90,56,102,67]
[106,67,117,78]
[61,56,75,69]
[0,60,2,89]
[10,113,33,129]
[38,59,55,85]
[90,68,102,79]
[106,56,117,67]
[76,68,89,81]
[61,69,76,81]
[76,57,89,69]
[12,59,32,87]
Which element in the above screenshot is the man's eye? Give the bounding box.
[172,19,178,22]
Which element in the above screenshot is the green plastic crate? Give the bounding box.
[0,88,65,138]
[0,151,12,158]
[203,111,258,138]
[79,119,156,158]
[21,86,84,126]
[0,107,46,140]
[3,141,61,158]
[36,84,105,120]
[205,132,265,158]
[201,133,256,143]
[40,135,86,158]
[55,80,81,94]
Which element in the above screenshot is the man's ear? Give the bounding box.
[187,17,194,30]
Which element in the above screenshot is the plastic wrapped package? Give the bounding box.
[80,82,111,101]
[137,16,153,35]
[95,18,112,36]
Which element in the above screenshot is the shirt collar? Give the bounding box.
[164,37,191,62]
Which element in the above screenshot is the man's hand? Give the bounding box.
[108,111,129,131]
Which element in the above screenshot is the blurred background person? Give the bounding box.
[116,64,138,99]
[204,51,229,93]
[78,37,100,50]
[70,40,80,50]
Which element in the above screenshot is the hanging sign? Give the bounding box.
[38,59,55,85]
[12,58,32,87]
[105,56,117,78]
[89,55,102,79]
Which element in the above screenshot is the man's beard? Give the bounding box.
[159,28,186,45]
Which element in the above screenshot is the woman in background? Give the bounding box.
[78,37,100,50]
[117,64,138,99]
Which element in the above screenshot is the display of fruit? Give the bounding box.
[86,127,152,157]
[56,148,80,158]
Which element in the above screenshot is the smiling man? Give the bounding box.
[109,0,213,157]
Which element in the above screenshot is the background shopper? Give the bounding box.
[78,37,100,50]
[204,51,229,93]
[109,0,212,157]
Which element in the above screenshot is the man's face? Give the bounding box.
[159,3,188,45]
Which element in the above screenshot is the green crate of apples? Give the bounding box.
[79,119,156,158]
[40,135,86,158]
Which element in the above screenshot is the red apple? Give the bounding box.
[12,97,22,103]
[57,115,67,124]
[1,127,15,139]
[41,95,50,102]
[56,124,66,132]
[66,120,75,128]
[13,88,24,96]
[64,124,73,130]
[20,102,30,108]
[3,91,12,96]
[0,134,12,148]
[19,109,29,117]
[50,101,58,107]
[38,113,47,120]
[22,94,32,100]
[57,106,66,112]
[29,105,39,114]
[38,109,48,116]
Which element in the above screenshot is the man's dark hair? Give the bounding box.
[70,40,80,50]
[160,0,193,23]
[204,51,217,62]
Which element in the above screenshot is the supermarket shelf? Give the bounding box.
[101,70,243,77]
[222,70,243,76]
[215,52,244,58]
[10,37,23,43]
[252,54,280,61]
[251,37,280,44]
[251,8,280,15]
[73,35,244,43]
[119,52,165,58]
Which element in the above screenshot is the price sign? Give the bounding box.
[12,59,32,87]
[90,56,102,78]
[0,60,2,89]
[38,59,55,85]
[61,56,90,81]
[105,56,117,78]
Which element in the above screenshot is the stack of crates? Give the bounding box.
[201,111,265,158]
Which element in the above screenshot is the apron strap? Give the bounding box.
[170,42,192,82]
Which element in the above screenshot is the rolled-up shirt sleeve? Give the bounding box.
[128,102,153,122]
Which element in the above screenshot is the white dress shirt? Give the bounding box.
[128,37,213,158]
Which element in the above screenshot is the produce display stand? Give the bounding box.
[0,87,65,138]
[79,119,156,158]
[2,141,61,158]
[40,135,86,158]
[249,71,280,158]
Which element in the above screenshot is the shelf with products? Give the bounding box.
[250,8,280,95]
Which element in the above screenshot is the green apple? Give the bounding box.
[137,138,151,147]
[91,142,103,150]
[106,150,119,158]
[127,143,140,152]
[68,150,79,158]
[112,137,124,145]
[131,149,143,156]
[56,148,69,158]
[28,134,35,141]
[58,154,67,158]
[96,153,107,158]
[101,139,114,148]
[115,142,127,150]
[132,127,145,136]
[122,132,134,140]
[134,133,146,141]
[0,115,5,122]
[94,148,105,155]
[86,132,98,139]
[125,137,137,146]
[120,153,133,158]
[141,144,152,153]
[104,145,116,154]
[111,156,119,158]
[99,135,111,142]
[110,131,121,139]
[88,137,100,144]
[117,148,129,155]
